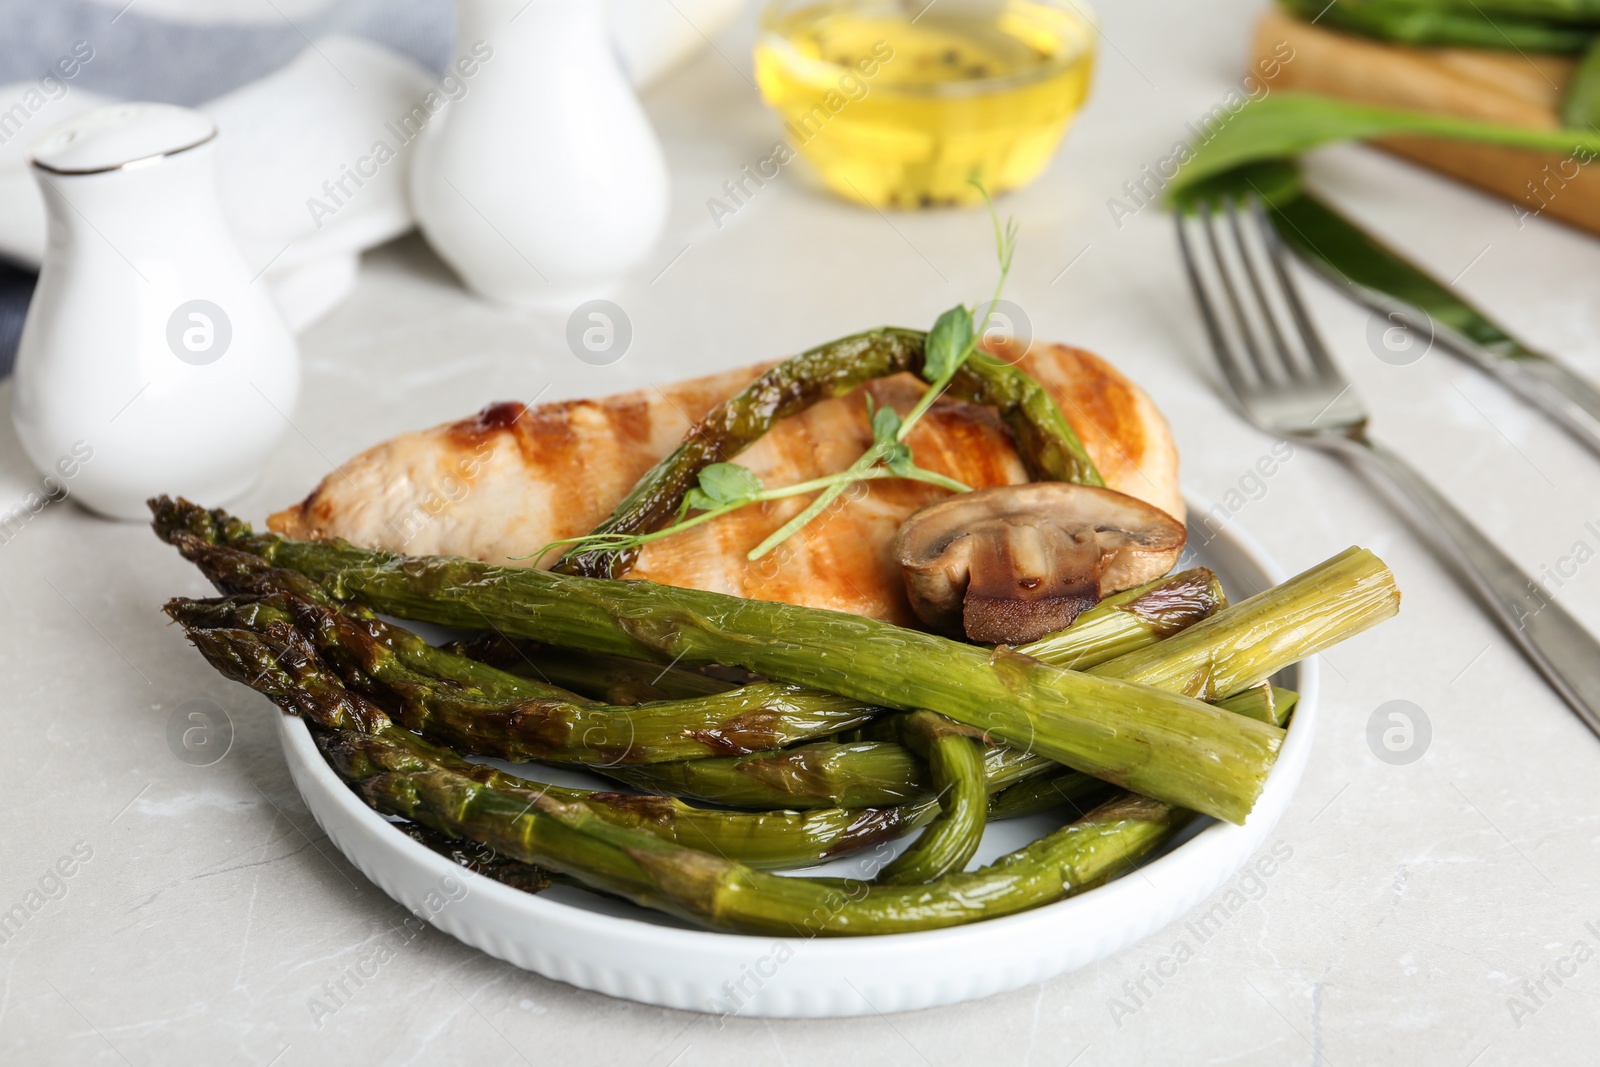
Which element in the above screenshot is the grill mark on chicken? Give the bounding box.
[447,400,527,445]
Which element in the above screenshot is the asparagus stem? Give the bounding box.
[952,349,1105,488]
[179,604,1099,875]
[395,821,559,894]
[151,499,1288,825]
[335,561,1276,821]
[986,768,1116,821]
[167,549,886,764]
[175,601,1157,922]
[337,736,1189,936]
[552,327,1101,579]
[458,564,1221,773]
[483,568,1224,808]
[149,505,1400,932]
[169,533,1098,815]
[446,635,737,703]
[328,626,879,768]
[168,609,933,870]
[602,739,1053,809]
[161,577,1215,933]
[1089,547,1399,701]
[875,714,988,885]
[1018,567,1228,668]
[437,569,1219,813]
[1216,685,1300,727]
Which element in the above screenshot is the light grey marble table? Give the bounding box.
[5,1,1600,1064]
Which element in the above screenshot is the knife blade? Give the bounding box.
[1267,191,1600,459]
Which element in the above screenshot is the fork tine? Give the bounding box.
[1247,199,1343,383]
[1174,207,1254,402]
[1224,199,1308,385]
[1199,203,1284,388]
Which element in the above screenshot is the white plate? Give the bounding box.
[277,505,1315,1018]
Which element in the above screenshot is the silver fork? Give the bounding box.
[1176,196,1600,739]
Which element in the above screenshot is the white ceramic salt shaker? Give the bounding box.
[11,103,299,520]
[410,0,670,304]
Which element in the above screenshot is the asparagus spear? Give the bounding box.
[170,535,1083,810]
[554,328,1102,579]
[184,594,884,765]
[483,568,1222,812]
[170,610,937,869]
[150,499,1287,825]
[176,602,1130,894]
[875,713,988,885]
[952,349,1106,490]
[396,821,559,894]
[1216,685,1300,728]
[167,503,1224,710]
[167,548,887,764]
[464,566,1225,698]
[329,725,1189,935]
[446,635,737,702]
[156,505,1401,825]
[173,578,952,811]
[606,738,1055,809]
[1088,546,1397,701]
[167,581,1217,932]
[437,567,1218,817]
[1017,566,1227,668]
[986,768,1115,821]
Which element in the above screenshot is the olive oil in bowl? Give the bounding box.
[754,0,1096,208]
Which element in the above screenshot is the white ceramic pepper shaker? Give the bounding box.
[11,103,300,520]
[410,0,670,304]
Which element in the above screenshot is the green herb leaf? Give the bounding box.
[883,441,915,476]
[870,404,902,444]
[923,305,974,384]
[1170,92,1600,206]
[682,487,718,514]
[695,462,763,507]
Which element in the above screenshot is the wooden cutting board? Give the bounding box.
[1250,7,1600,236]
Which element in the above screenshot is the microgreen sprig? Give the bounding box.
[523,184,1021,568]
[745,185,1017,560]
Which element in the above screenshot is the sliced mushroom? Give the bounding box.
[894,483,1187,645]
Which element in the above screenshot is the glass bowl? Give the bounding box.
[754,0,1098,208]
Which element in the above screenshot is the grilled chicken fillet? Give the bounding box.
[269,340,1181,626]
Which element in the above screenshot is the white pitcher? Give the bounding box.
[410,0,670,304]
[11,103,300,520]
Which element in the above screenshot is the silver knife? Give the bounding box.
[1268,191,1600,458]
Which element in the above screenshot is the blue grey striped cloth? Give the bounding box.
[0,0,455,375]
